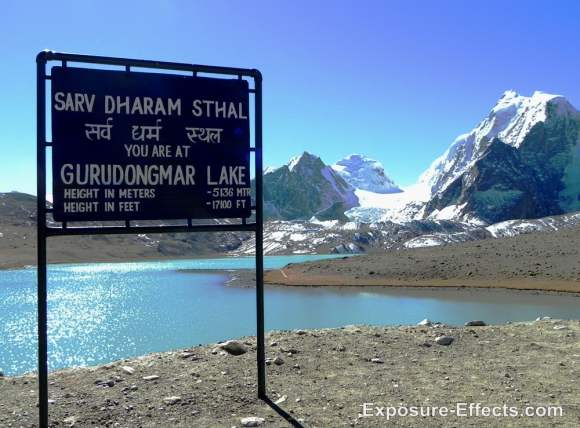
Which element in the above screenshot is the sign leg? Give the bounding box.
[256,224,266,398]
[36,52,49,428]
[37,230,48,427]
[254,71,266,399]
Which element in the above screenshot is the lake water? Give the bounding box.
[1,255,579,376]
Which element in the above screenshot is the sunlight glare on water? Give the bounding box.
[0,255,344,375]
[1,254,579,376]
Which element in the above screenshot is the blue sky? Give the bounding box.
[1,0,580,194]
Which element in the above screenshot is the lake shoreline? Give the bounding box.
[178,267,580,295]
[266,271,580,293]
[1,320,578,427]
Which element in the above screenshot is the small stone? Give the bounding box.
[337,344,346,352]
[295,398,302,403]
[63,415,77,426]
[105,379,115,387]
[270,341,278,347]
[163,396,182,405]
[219,340,248,356]
[435,336,454,346]
[371,358,384,364]
[465,320,486,327]
[273,356,284,366]
[180,352,196,359]
[553,325,568,330]
[343,325,362,333]
[274,395,287,404]
[418,319,432,327]
[295,329,307,335]
[143,375,159,381]
[241,416,265,427]
[120,366,135,375]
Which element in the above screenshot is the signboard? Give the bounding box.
[38,52,265,428]
[51,66,251,222]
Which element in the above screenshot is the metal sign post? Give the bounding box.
[36,51,265,428]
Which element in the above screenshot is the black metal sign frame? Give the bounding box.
[36,51,265,428]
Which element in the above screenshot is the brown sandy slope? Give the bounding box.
[265,225,580,293]
[1,320,579,427]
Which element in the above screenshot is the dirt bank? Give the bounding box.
[265,227,580,293]
[1,320,579,427]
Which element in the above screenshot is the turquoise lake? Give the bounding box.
[1,255,579,376]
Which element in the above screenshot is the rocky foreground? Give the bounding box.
[1,320,579,427]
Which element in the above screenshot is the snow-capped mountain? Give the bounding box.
[260,90,580,229]
[262,152,358,220]
[332,154,402,194]
[422,90,580,224]
[223,90,580,252]
[419,90,578,196]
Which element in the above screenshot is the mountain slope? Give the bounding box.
[0,192,251,268]
[421,91,580,223]
[262,152,358,220]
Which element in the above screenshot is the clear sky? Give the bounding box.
[1,0,580,194]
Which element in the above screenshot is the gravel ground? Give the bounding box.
[1,319,579,427]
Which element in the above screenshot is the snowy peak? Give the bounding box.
[288,151,325,173]
[332,154,402,194]
[419,90,574,196]
[490,90,570,148]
